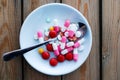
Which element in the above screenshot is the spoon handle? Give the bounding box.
[2,38,56,61]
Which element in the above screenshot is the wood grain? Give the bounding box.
[62,0,100,80]
[23,0,61,80]
[0,0,22,80]
[102,0,120,80]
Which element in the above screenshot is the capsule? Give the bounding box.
[73,48,78,61]
[66,41,74,47]
[61,47,74,55]
[52,43,60,56]
[37,31,44,43]
[74,38,85,48]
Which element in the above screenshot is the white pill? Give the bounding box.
[57,35,62,40]
[44,31,49,36]
[75,31,82,38]
[61,27,66,32]
[39,38,44,43]
[64,31,69,37]
[34,34,38,40]
[53,19,58,25]
[66,42,74,47]
[52,43,58,50]
[61,49,68,55]
[73,48,78,54]
[60,43,65,49]
[68,24,78,32]
[78,45,84,51]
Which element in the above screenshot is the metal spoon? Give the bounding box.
[2,22,86,61]
[2,38,57,61]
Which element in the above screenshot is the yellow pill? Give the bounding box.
[38,48,44,54]
[49,26,54,31]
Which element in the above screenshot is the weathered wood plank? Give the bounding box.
[102,0,120,80]
[23,0,61,80]
[0,0,22,80]
[62,0,100,80]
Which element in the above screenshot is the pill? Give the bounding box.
[68,30,75,37]
[49,30,57,38]
[34,34,38,40]
[68,24,78,32]
[42,51,50,59]
[53,19,58,26]
[60,42,65,50]
[61,36,67,43]
[61,47,74,55]
[57,54,65,62]
[57,35,62,40]
[64,31,69,37]
[65,52,73,60]
[37,31,44,43]
[46,18,51,23]
[58,45,62,51]
[66,41,74,47]
[44,31,49,36]
[75,31,82,38]
[37,31,42,38]
[46,44,53,52]
[52,43,60,56]
[49,26,54,31]
[49,58,58,66]
[61,27,67,32]
[73,48,78,61]
[74,38,85,48]
[64,19,70,27]
[54,26,60,32]
[38,48,44,54]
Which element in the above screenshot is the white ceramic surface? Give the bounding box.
[20,3,92,76]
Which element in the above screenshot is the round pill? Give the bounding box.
[38,48,44,54]
[49,58,58,66]
[46,18,51,23]
[57,54,65,62]
[49,30,57,38]
[46,44,53,51]
[49,26,54,31]
[42,51,50,60]
[65,52,73,61]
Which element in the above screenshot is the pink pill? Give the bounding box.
[73,54,78,61]
[58,45,62,51]
[37,31,43,38]
[73,48,78,61]
[67,47,74,52]
[64,19,70,27]
[54,50,60,56]
[68,30,75,37]
[61,36,67,43]
[54,26,60,32]
[74,42,80,48]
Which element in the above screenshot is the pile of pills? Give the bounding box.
[34,19,85,66]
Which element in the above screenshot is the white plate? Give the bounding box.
[20,3,92,76]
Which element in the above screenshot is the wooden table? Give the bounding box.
[0,0,120,80]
